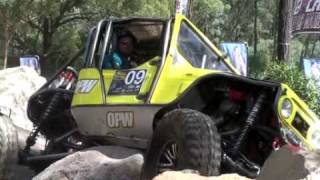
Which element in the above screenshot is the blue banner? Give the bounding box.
[302,58,320,85]
[19,55,40,74]
[220,42,248,76]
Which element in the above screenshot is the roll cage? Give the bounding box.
[83,17,169,69]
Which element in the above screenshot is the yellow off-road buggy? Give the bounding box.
[18,14,320,179]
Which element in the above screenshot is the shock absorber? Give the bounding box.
[23,91,62,154]
[231,93,266,156]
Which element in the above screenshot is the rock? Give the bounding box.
[0,66,46,152]
[153,171,250,180]
[299,148,320,173]
[0,67,51,180]
[0,66,46,131]
[13,165,36,180]
[298,149,320,180]
[303,170,320,180]
[86,145,142,159]
[258,145,308,180]
[33,146,143,180]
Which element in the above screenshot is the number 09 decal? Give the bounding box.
[108,69,147,95]
[125,70,146,85]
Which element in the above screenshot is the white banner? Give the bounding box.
[175,0,190,15]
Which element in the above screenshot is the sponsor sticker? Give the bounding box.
[106,111,134,128]
[75,80,98,93]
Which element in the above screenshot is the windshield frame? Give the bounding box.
[176,17,240,75]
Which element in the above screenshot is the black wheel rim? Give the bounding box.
[157,142,178,173]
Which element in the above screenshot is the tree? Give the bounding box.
[253,0,258,58]
[91,0,171,18]
[6,0,171,76]
[0,0,285,75]
[277,0,292,61]
[11,0,94,76]
[189,0,227,42]
[0,0,32,69]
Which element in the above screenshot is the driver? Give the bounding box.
[102,31,137,69]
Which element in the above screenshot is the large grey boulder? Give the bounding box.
[257,145,320,180]
[0,67,46,180]
[0,66,46,131]
[0,67,47,149]
[33,146,143,180]
[258,145,308,180]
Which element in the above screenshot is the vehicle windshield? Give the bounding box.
[177,21,229,72]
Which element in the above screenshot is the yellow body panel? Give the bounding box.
[72,68,103,106]
[150,14,237,104]
[150,52,221,103]
[279,84,318,124]
[277,83,320,150]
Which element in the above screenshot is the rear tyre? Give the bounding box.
[142,109,221,179]
[0,115,18,180]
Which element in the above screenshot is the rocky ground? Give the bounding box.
[29,145,320,180]
[1,67,320,180]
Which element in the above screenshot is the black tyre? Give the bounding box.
[0,115,18,180]
[142,109,221,179]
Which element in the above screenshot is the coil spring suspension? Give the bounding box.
[23,91,62,153]
[231,93,266,156]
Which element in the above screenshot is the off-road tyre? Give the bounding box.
[141,109,221,179]
[0,115,18,180]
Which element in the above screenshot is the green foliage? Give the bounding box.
[92,0,171,18]
[0,0,172,75]
[289,39,304,63]
[136,0,171,17]
[257,61,320,116]
[189,0,227,41]
[248,39,274,74]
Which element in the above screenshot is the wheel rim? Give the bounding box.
[157,142,178,173]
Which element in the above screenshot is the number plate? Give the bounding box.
[108,69,146,95]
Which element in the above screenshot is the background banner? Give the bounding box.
[19,55,40,74]
[302,58,320,86]
[292,0,320,35]
[220,42,248,76]
[175,0,190,15]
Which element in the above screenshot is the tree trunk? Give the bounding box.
[303,35,310,57]
[272,1,279,60]
[3,11,9,69]
[41,17,53,77]
[3,38,11,69]
[311,39,318,57]
[253,0,258,59]
[277,0,292,61]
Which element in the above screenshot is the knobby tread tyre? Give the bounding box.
[0,115,18,180]
[142,109,221,179]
